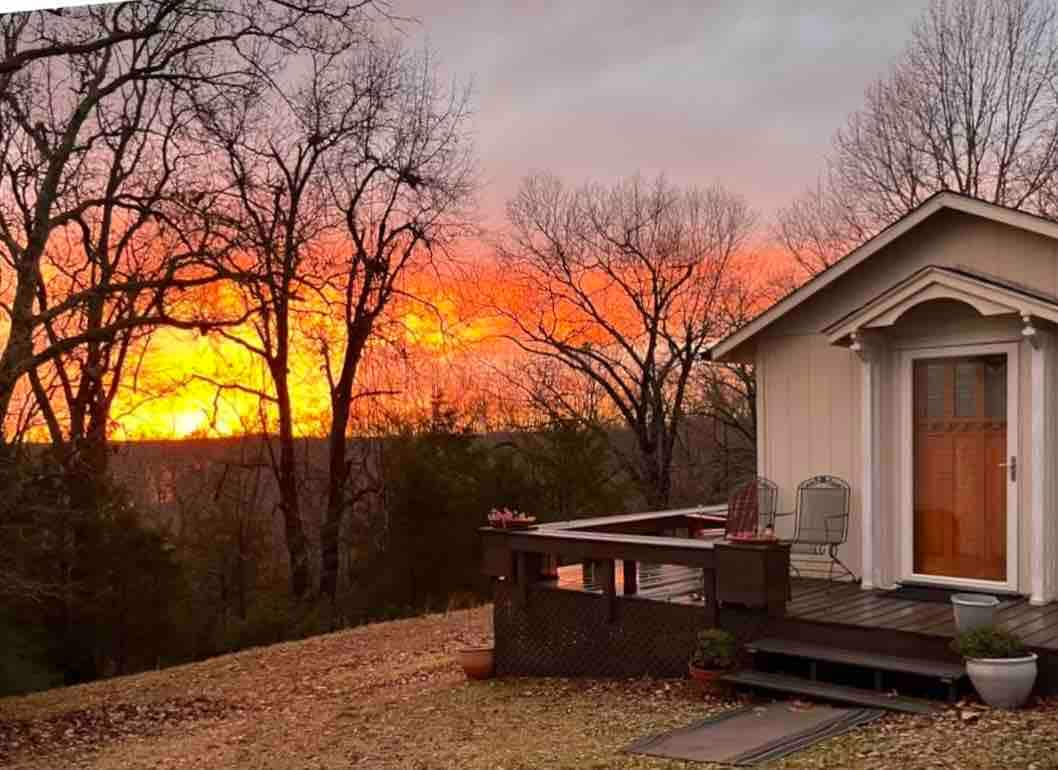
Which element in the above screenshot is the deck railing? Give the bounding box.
[480,506,728,622]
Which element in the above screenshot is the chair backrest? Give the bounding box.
[726,476,779,537]
[792,475,850,545]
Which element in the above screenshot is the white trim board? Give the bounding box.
[824,266,1058,345]
[710,192,1058,362]
[896,342,1021,593]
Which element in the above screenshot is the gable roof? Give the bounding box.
[821,264,1058,345]
[709,191,1058,361]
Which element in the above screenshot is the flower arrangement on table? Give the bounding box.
[727,525,777,543]
[487,507,537,529]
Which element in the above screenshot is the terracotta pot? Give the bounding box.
[688,663,726,694]
[457,647,495,680]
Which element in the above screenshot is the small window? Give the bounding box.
[984,356,1007,419]
[954,362,977,418]
[925,363,945,418]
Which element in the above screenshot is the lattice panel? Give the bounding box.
[494,582,709,678]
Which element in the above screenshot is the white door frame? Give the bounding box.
[897,342,1020,592]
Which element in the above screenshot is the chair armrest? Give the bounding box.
[772,511,796,518]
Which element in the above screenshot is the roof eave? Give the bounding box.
[709,192,1058,362]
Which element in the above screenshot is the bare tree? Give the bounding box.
[200,40,474,601]
[316,49,476,600]
[691,275,769,497]
[495,173,755,509]
[0,0,381,440]
[22,59,228,490]
[196,34,391,599]
[778,0,1058,275]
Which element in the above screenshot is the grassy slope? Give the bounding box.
[2,607,1058,770]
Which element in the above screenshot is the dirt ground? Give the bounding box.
[3,607,1058,770]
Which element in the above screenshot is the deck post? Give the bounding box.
[516,551,528,605]
[702,567,717,626]
[515,551,545,605]
[623,560,638,595]
[1027,321,1055,605]
[599,559,617,621]
[852,329,883,590]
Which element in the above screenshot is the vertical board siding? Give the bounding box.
[759,335,862,577]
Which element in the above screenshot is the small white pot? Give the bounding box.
[965,654,1038,709]
[951,593,1000,633]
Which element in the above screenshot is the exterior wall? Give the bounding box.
[754,210,1058,594]
[757,334,862,576]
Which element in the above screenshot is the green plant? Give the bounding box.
[689,628,736,669]
[951,626,1029,659]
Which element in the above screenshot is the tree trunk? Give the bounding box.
[320,394,350,601]
[637,426,672,511]
[0,268,38,439]
[320,327,370,601]
[274,364,311,599]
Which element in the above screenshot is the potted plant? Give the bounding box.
[951,626,1037,709]
[487,507,537,530]
[688,629,736,692]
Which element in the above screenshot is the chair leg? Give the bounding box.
[829,546,857,583]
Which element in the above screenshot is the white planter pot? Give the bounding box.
[966,654,1038,709]
[951,593,999,633]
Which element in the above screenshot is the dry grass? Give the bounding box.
[2,606,1058,769]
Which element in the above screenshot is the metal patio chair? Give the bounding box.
[776,475,856,582]
[724,475,779,538]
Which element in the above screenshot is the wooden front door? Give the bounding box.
[913,355,1008,581]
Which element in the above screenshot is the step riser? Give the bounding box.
[746,638,965,680]
[767,617,961,664]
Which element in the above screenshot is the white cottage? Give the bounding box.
[710,191,1058,604]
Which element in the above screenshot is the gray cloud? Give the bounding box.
[395,1,929,221]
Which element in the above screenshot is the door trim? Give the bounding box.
[898,342,1020,592]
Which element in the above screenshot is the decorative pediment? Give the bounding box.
[823,266,1058,346]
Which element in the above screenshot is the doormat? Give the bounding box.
[624,702,882,766]
[882,585,960,603]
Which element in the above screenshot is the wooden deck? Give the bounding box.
[556,562,1058,652]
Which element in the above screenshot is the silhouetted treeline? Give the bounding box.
[0,403,751,696]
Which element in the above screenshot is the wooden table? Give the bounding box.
[715,541,791,616]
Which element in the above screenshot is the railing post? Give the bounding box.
[515,551,545,605]
[702,567,717,626]
[623,559,638,595]
[516,551,528,605]
[599,559,617,622]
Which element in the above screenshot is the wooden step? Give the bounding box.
[746,638,966,683]
[719,670,941,714]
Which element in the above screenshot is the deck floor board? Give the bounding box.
[552,563,1058,651]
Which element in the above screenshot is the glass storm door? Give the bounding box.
[912,355,1008,581]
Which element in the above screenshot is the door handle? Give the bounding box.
[998,456,1016,481]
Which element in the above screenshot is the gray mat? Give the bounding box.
[625,701,883,766]
[882,585,959,603]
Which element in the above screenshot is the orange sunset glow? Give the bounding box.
[102,279,510,440]
[18,239,784,443]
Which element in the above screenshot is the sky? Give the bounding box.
[394,1,930,225]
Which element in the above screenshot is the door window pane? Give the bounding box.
[925,363,945,418]
[984,357,1007,420]
[955,362,978,417]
